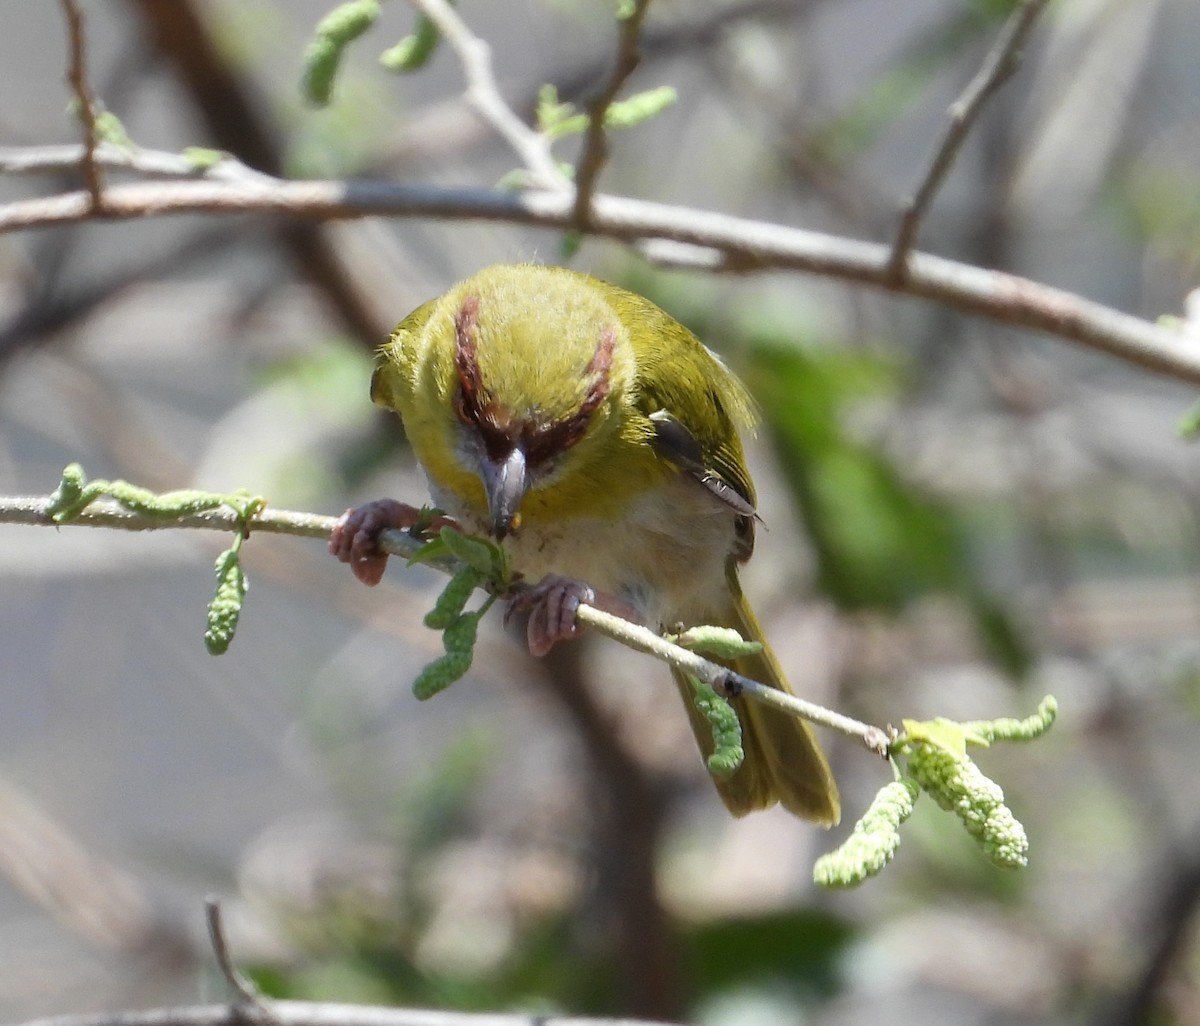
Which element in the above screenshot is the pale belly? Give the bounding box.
[427,470,740,629]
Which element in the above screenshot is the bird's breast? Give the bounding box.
[427,467,740,629]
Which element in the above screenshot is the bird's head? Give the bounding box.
[386,266,637,539]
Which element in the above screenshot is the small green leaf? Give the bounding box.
[1179,401,1200,439]
[900,716,983,756]
[93,109,133,150]
[438,526,506,578]
[604,86,676,129]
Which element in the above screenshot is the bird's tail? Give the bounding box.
[672,571,840,824]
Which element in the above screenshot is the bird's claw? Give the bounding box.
[508,574,596,657]
[329,499,457,586]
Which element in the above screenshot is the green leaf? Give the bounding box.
[901,716,986,756]
[438,526,504,578]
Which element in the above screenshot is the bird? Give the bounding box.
[330,263,839,824]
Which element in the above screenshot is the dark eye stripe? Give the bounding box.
[452,299,615,464]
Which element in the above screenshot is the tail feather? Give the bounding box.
[672,575,840,824]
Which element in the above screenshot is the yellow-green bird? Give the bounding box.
[330,263,839,824]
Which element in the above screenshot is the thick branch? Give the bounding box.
[0,173,1193,384]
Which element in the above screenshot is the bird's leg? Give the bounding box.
[510,574,642,657]
[329,498,457,586]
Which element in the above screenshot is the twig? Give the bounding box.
[204,897,272,1012]
[888,0,1052,280]
[0,494,334,539]
[0,143,277,184]
[59,0,105,210]
[0,493,889,753]
[573,604,891,756]
[0,174,1194,385]
[571,0,654,227]
[407,0,569,191]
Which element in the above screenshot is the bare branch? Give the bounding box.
[0,174,1193,385]
[407,0,568,191]
[59,0,105,210]
[888,0,1053,279]
[571,0,654,227]
[7,1002,681,1026]
[0,143,276,183]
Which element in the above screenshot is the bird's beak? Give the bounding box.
[481,446,529,539]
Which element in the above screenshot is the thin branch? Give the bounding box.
[6,1003,679,1026]
[204,897,273,1013]
[0,173,1194,385]
[407,0,568,191]
[573,604,890,755]
[888,0,1052,280]
[0,494,334,539]
[59,0,105,210]
[571,0,654,227]
[0,143,276,183]
[0,493,889,752]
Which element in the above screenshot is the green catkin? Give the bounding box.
[379,12,441,72]
[412,612,480,700]
[962,695,1058,745]
[688,675,744,776]
[302,0,382,106]
[907,743,1029,869]
[676,624,762,660]
[814,779,919,888]
[204,546,248,655]
[423,567,484,630]
[46,464,231,522]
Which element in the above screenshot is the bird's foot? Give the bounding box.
[509,574,642,656]
[329,499,456,586]
[506,574,594,656]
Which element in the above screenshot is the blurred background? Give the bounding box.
[1,0,1199,1023]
